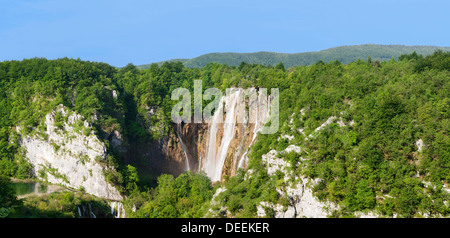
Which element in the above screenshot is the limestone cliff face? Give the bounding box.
[207,145,337,218]
[176,122,208,173]
[206,111,356,218]
[257,147,336,218]
[18,105,122,201]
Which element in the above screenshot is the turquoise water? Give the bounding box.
[12,182,66,197]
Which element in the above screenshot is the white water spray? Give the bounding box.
[109,201,125,218]
[202,89,241,182]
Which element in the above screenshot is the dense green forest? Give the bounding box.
[0,50,449,218]
[138,44,450,69]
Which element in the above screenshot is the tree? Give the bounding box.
[0,175,18,217]
[275,62,285,71]
[125,165,139,192]
[354,179,375,210]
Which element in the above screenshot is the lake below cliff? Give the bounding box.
[12,182,67,198]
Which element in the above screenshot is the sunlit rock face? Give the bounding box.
[257,146,336,218]
[18,105,122,201]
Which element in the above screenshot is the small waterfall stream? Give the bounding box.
[77,203,97,218]
[237,90,270,168]
[109,201,125,218]
[177,123,190,171]
[77,201,124,218]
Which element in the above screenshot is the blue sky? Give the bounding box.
[1,0,449,67]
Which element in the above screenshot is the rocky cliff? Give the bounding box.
[257,146,337,218]
[18,105,123,201]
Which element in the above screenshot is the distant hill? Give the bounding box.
[137,44,450,69]
[136,58,189,70]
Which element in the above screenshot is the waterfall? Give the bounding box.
[202,89,241,182]
[77,204,96,218]
[177,124,190,171]
[198,87,272,181]
[109,201,125,218]
[76,201,124,218]
[237,89,270,169]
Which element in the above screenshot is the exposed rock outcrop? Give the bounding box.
[258,146,337,218]
[18,105,123,201]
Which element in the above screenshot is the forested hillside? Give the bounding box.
[138,44,450,69]
[0,58,124,179]
[0,50,449,218]
[210,51,450,218]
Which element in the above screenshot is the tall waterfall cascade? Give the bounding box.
[200,88,271,182]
